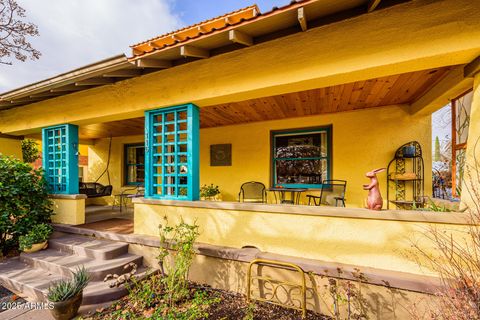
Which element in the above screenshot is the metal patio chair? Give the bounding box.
[307,179,347,207]
[239,181,267,203]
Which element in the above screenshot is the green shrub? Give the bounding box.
[0,155,53,255]
[47,266,90,302]
[21,139,40,163]
[19,223,53,251]
[158,217,200,307]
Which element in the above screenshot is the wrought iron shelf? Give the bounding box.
[388,178,421,181]
[386,141,425,210]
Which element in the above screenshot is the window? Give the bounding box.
[452,90,472,197]
[145,104,199,200]
[124,144,145,185]
[271,127,331,188]
[42,124,79,194]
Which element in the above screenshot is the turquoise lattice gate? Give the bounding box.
[42,124,79,194]
[145,104,199,200]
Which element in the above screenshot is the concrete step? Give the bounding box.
[82,267,150,305]
[19,250,143,281]
[48,235,129,260]
[0,233,152,311]
[0,258,62,303]
[0,258,151,306]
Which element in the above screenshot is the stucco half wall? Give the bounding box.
[88,104,432,208]
[133,199,470,277]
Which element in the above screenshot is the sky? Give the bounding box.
[0,0,290,93]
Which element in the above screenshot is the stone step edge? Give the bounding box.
[19,251,144,282]
[48,236,129,260]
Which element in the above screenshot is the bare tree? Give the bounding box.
[0,0,40,65]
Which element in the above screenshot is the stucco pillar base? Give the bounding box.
[50,194,87,225]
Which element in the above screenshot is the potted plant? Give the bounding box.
[19,223,53,253]
[200,184,221,201]
[47,266,90,320]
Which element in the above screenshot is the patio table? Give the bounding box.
[268,187,307,205]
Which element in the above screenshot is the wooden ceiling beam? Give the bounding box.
[11,97,43,103]
[50,84,84,92]
[298,7,307,31]
[75,78,115,86]
[103,69,142,78]
[464,56,480,78]
[0,101,17,107]
[149,41,164,49]
[228,30,253,46]
[135,58,172,69]
[368,0,382,12]
[30,92,64,98]
[180,45,209,59]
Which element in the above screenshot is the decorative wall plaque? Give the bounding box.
[210,144,232,166]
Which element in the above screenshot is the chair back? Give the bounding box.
[319,180,347,206]
[239,181,266,203]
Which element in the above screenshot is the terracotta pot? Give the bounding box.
[22,241,48,254]
[49,292,83,320]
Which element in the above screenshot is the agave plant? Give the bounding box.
[47,266,90,302]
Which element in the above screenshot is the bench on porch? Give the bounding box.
[79,182,113,198]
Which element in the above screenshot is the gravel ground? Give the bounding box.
[0,286,26,314]
[89,282,330,320]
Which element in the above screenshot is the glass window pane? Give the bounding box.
[125,144,145,185]
[454,149,466,196]
[455,91,472,145]
[274,132,325,159]
[275,159,325,185]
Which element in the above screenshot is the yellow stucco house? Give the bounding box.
[1,0,480,317]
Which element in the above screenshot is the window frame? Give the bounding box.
[124,143,145,186]
[451,89,472,198]
[270,125,332,189]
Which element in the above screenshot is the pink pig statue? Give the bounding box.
[363,168,386,210]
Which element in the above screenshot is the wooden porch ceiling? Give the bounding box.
[200,66,451,128]
[76,66,451,139]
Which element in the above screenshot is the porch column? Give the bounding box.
[462,71,480,211]
[42,124,85,224]
[0,134,23,160]
[144,104,200,201]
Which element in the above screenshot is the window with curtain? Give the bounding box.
[124,144,145,185]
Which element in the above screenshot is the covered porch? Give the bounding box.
[58,64,449,213]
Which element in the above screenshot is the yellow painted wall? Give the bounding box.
[200,105,432,207]
[462,72,480,209]
[88,105,432,208]
[0,0,479,136]
[0,137,22,160]
[134,202,468,277]
[87,135,144,205]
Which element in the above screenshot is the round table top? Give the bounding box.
[268,187,308,192]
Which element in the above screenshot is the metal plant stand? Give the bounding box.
[386,141,425,210]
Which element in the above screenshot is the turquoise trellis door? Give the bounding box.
[145,104,199,200]
[42,124,79,194]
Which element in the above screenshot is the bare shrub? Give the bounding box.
[410,139,480,319]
